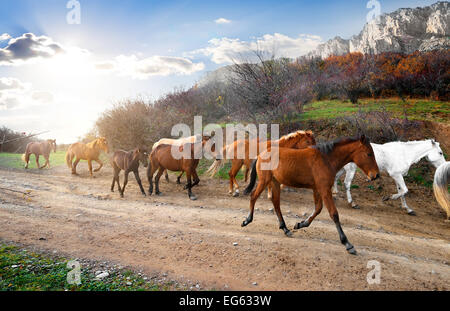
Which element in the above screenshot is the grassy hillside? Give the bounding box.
[0,151,67,169]
[302,98,449,123]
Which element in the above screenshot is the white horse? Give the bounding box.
[433,161,450,221]
[333,139,446,215]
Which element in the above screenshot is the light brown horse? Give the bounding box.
[111,148,148,198]
[22,139,56,169]
[207,130,316,196]
[147,138,211,200]
[243,135,380,255]
[65,137,109,177]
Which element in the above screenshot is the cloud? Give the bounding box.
[0,77,27,91]
[95,55,205,79]
[187,33,323,64]
[0,33,65,66]
[0,77,52,110]
[215,18,231,24]
[0,33,11,41]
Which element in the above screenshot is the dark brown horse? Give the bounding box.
[111,148,149,198]
[22,139,56,169]
[243,135,380,255]
[147,139,210,200]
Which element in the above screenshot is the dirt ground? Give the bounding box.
[0,162,449,290]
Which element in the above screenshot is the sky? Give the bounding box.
[0,0,439,143]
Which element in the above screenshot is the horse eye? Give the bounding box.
[368,153,373,157]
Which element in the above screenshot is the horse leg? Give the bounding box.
[46,155,51,169]
[120,171,129,198]
[94,159,103,172]
[185,171,197,200]
[191,170,200,187]
[165,170,170,183]
[294,189,323,229]
[242,173,270,227]
[270,180,292,237]
[386,174,415,215]
[267,183,272,199]
[24,152,30,169]
[229,160,242,197]
[333,168,345,194]
[72,158,81,175]
[111,167,119,192]
[155,168,164,195]
[324,191,356,255]
[88,160,94,177]
[35,154,42,169]
[133,170,146,196]
[147,163,155,195]
[244,160,251,183]
[343,167,358,209]
[176,171,184,184]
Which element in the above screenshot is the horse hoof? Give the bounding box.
[294,222,306,229]
[232,192,239,197]
[189,195,197,201]
[156,192,162,196]
[241,220,249,227]
[407,210,416,216]
[352,205,360,210]
[284,230,293,237]
[382,196,390,202]
[347,246,357,255]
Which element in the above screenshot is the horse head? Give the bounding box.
[47,139,57,153]
[350,135,380,181]
[426,140,446,168]
[95,137,109,153]
[135,148,149,167]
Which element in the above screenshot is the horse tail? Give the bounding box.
[206,159,224,176]
[21,154,26,162]
[243,160,258,195]
[65,149,73,169]
[433,162,450,220]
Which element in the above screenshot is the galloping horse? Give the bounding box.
[111,148,149,198]
[207,130,316,197]
[433,161,449,221]
[333,139,446,215]
[243,135,380,255]
[22,139,56,169]
[148,137,212,200]
[65,137,109,177]
[153,134,202,183]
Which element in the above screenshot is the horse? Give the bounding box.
[22,139,56,169]
[207,130,316,197]
[147,137,212,200]
[433,161,450,221]
[152,134,202,183]
[333,139,446,215]
[65,137,109,177]
[243,135,380,255]
[111,148,149,198]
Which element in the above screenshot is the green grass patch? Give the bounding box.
[302,98,450,123]
[0,151,67,169]
[0,243,174,291]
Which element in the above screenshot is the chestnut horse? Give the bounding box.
[65,137,109,177]
[243,135,380,255]
[22,139,57,169]
[207,130,316,196]
[111,148,148,198]
[147,138,211,200]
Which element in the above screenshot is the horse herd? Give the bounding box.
[22,130,449,254]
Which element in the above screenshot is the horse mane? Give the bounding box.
[86,139,98,148]
[315,136,366,155]
[277,130,313,143]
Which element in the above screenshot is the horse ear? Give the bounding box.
[360,134,366,143]
[431,139,436,145]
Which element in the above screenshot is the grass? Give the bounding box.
[301,98,450,123]
[0,243,173,291]
[0,151,67,169]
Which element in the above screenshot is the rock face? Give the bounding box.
[309,1,449,58]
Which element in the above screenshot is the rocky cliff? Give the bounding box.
[309,1,449,58]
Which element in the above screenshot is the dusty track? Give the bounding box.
[0,163,449,290]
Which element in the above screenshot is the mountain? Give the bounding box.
[309,1,449,58]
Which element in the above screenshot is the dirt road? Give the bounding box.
[0,163,449,290]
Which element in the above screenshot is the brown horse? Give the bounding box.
[243,135,380,255]
[111,148,149,198]
[65,137,109,177]
[22,139,56,169]
[147,138,211,200]
[207,130,316,196]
